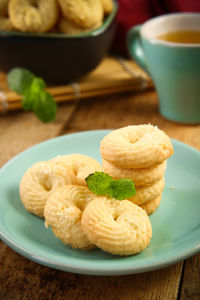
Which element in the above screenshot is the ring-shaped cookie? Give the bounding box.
[9,0,59,32]
[102,159,167,186]
[44,185,97,249]
[58,0,104,29]
[0,0,14,31]
[50,154,103,186]
[100,125,174,169]
[20,161,76,217]
[81,197,152,256]
[128,178,165,205]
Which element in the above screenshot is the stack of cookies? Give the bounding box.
[100,124,174,215]
[20,153,152,256]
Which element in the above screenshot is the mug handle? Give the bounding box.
[127,25,149,74]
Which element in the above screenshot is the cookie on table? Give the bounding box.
[20,161,76,217]
[141,194,162,215]
[100,124,174,169]
[102,159,167,187]
[44,185,98,249]
[50,154,103,186]
[128,178,165,205]
[81,197,152,256]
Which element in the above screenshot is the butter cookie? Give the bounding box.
[50,154,103,186]
[100,0,113,14]
[102,159,167,186]
[0,0,14,31]
[100,125,174,169]
[128,178,165,205]
[9,0,59,32]
[44,185,97,249]
[58,17,102,34]
[81,197,152,256]
[20,161,76,217]
[58,0,103,29]
[141,194,162,215]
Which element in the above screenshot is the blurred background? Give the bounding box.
[113,0,200,55]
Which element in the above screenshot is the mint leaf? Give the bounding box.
[7,68,34,95]
[21,78,45,111]
[30,77,46,93]
[86,172,112,195]
[32,91,57,123]
[7,67,57,123]
[86,172,136,200]
[109,179,136,200]
[22,91,36,111]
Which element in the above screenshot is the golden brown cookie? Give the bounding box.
[58,17,102,34]
[140,194,162,215]
[9,0,59,32]
[100,125,174,169]
[57,0,104,29]
[102,159,167,186]
[100,0,113,14]
[128,178,165,205]
[20,161,76,217]
[44,185,98,249]
[0,0,14,31]
[81,197,152,256]
[50,154,103,186]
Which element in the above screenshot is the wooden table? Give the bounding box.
[0,89,200,300]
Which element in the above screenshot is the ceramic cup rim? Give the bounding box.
[141,13,200,48]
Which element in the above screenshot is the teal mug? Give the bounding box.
[127,13,200,123]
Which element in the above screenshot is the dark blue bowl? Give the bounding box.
[0,1,118,83]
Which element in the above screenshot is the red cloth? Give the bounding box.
[113,0,200,55]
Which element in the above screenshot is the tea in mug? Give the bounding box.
[157,30,200,44]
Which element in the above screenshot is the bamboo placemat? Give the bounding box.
[0,56,153,113]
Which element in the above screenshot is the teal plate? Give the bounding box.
[0,130,200,275]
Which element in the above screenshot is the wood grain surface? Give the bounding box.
[0,90,200,300]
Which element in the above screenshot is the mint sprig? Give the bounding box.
[32,91,57,123]
[7,68,35,95]
[86,172,136,200]
[7,68,57,122]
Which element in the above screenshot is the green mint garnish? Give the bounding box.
[7,68,34,95]
[32,91,57,123]
[86,172,136,200]
[108,179,136,200]
[21,91,36,111]
[86,172,112,195]
[30,77,46,92]
[7,68,57,122]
